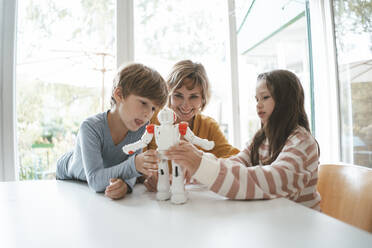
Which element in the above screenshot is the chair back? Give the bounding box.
[317,163,372,233]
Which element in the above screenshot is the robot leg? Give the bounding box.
[156,159,171,201]
[170,162,187,204]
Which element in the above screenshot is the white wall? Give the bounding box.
[0,0,17,181]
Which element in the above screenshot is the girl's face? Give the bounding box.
[170,78,203,123]
[118,94,157,131]
[255,79,275,125]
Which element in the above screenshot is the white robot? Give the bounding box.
[122,107,214,204]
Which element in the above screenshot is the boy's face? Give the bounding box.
[118,94,157,131]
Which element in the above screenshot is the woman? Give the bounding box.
[144,60,240,191]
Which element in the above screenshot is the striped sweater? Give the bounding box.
[192,126,321,210]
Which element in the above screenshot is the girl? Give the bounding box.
[166,69,321,210]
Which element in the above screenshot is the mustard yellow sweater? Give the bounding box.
[147,113,240,158]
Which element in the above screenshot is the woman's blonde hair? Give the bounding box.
[167,60,211,111]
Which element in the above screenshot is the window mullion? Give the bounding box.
[0,0,18,181]
[116,0,134,68]
[227,0,241,147]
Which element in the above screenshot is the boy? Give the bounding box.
[56,63,168,199]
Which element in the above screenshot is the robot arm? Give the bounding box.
[179,122,215,151]
[122,124,155,155]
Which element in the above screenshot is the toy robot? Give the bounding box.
[122,107,214,204]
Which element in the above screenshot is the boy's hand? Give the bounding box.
[135,149,159,176]
[105,178,128,200]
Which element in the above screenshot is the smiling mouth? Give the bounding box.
[258,112,265,117]
[178,108,193,115]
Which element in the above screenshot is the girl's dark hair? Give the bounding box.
[250,69,311,165]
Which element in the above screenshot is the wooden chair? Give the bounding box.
[317,163,372,233]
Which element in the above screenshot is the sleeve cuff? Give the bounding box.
[124,177,136,193]
[127,155,143,178]
[192,152,221,187]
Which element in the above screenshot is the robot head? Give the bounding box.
[157,107,176,125]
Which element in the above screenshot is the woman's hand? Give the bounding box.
[135,149,159,176]
[183,168,192,184]
[105,178,128,200]
[144,174,158,192]
[165,140,203,176]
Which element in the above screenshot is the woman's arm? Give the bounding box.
[207,120,240,158]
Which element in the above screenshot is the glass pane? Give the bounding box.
[333,0,372,167]
[134,0,232,141]
[235,0,311,145]
[16,0,115,180]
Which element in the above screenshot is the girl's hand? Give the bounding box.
[165,140,203,176]
[135,149,159,176]
[105,178,128,200]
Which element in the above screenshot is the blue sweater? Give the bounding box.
[56,111,144,192]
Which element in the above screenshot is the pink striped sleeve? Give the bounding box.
[193,128,319,204]
[229,143,253,167]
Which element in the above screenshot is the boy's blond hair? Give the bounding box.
[111,63,168,108]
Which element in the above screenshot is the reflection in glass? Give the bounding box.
[235,0,311,145]
[333,0,372,167]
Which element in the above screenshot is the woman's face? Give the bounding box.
[170,78,203,123]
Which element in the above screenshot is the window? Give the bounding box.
[3,0,366,181]
[133,0,233,142]
[333,0,372,167]
[16,0,116,179]
[235,0,313,145]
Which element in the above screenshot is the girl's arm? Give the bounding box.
[227,143,253,167]
[194,133,318,200]
[167,131,318,200]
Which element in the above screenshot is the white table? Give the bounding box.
[1,180,371,248]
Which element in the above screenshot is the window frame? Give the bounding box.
[309,0,341,163]
[0,0,18,181]
[227,0,242,147]
[116,0,134,67]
